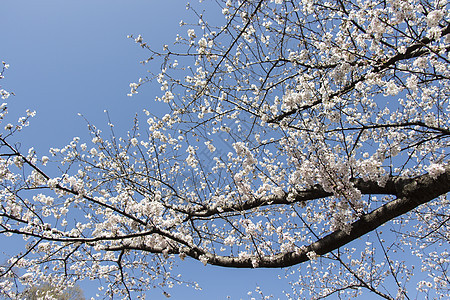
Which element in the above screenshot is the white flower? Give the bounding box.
[426,163,445,179]
[306,251,319,260]
[204,141,216,152]
[128,82,139,96]
[47,178,59,188]
[162,91,174,103]
[427,10,444,27]
[92,137,102,144]
[21,273,34,282]
[233,142,248,156]
[187,29,196,39]
[224,235,236,246]
[406,75,418,91]
[186,145,198,168]
[251,257,260,268]
[152,131,162,139]
[0,89,10,100]
[41,156,49,165]
[198,38,208,51]
[199,254,209,266]
[134,35,143,43]
[34,194,54,205]
[413,57,428,69]
[130,138,138,147]
[385,80,401,96]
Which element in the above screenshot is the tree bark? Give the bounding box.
[192,167,450,268]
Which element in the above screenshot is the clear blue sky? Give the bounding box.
[0,1,295,299]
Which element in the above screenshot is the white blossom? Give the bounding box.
[426,10,444,27]
[426,163,446,179]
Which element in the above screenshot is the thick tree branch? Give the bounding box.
[185,167,450,268]
[108,167,449,269]
[190,176,399,218]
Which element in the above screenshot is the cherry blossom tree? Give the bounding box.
[1,0,449,298]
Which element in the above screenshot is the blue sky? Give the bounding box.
[0,1,295,299]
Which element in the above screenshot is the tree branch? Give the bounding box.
[269,24,450,124]
[190,176,399,218]
[184,167,449,268]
